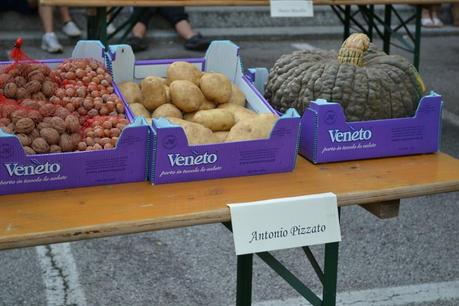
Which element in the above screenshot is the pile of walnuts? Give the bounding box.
[0,59,129,154]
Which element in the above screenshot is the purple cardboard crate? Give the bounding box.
[109,41,301,184]
[299,92,443,163]
[0,41,149,195]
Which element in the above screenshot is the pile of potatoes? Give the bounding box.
[118,61,278,145]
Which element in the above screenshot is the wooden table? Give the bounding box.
[2,153,459,305]
[40,0,459,69]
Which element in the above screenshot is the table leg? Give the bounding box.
[236,253,253,306]
[344,5,351,40]
[321,242,340,306]
[96,7,108,49]
[383,5,392,54]
[413,6,422,70]
[368,5,374,40]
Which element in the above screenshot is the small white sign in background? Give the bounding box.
[228,193,341,255]
[270,0,314,17]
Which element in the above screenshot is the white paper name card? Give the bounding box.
[228,193,341,255]
[270,0,314,17]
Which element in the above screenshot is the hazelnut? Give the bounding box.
[70,133,81,146]
[104,143,114,149]
[31,137,50,153]
[93,143,103,150]
[77,142,87,151]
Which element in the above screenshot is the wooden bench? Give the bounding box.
[40,0,459,69]
[2,152,459,305]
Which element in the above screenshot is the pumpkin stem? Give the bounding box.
[338,33,370,66]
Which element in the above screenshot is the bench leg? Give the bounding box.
[322,242,340,306]
[236,254,253,306]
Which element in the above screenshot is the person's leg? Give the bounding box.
[126,7,156,52]
[60,6,81,37]
[159,7,210,51]
[39,5,63,53]
[453,4,459,26]
[430,4,444,27]
[39,5,54,33]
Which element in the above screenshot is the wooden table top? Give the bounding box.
[1,153,459,251]
[40,0,459,7]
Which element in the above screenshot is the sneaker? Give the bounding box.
[421,17,435,28]
[126,36,148,52]
[41,33,63,53]
[107,23,116,36]
[184,33,211,51]
[62,21,81,37]
[432,17,444,27]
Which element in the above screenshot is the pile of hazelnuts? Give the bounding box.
[0,59,128,154]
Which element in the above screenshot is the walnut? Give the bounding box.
[23,146,36,155]
[51,116,66,133]
[14,118,35,134]
[1,104,17,118]
[28,70,45,82]
[54,107,71,120]
[20,99,39,110]
[70,133,81,146]
[17,134,32,146]
[28,110,43,123]
[59,133,74,152]
[14,76,27,87]
[40,128,60,145]
[39,103,55,117]
[10,109,28,123]
[49,145,62,153]
[37,122,52,130]
[25,80,41,94]
[4,82,17,98]
[0,73,11,86]
[15,87,29,99]
[32,92,47,101]
[65,115,80,133]
[42,80,56,97]
[31,137,50,153]
[30,128,40,140]
[0,118,11,127]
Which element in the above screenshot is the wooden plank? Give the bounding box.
[40,0,459,7]
[1,153,459,250]
[360,200,400,219]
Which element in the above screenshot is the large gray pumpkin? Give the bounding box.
[264,33,426,121]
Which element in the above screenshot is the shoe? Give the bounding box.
[41,33,63,53]
[107,23,116,36]
[62,21,81,37]
[432,17,444,27]
[184,33,211,51]
[126,36,148,52]
[421,17,435,28]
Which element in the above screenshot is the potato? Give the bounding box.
[225,113,278,142]
[213,131,228,143]
[200,72,232,104]
[129,103,151,118]
[167,117,219,145]
[152,103,183,119]
[167,61,202,86]
[218,103,257,122]
[164,86,171,103]
[190,109,235,132]
[170,80,205,113]
[140,77,167,111]
[143,76,167,86]
[199,99,216,110]
[183,112,196,121]
[228,84,246,106]
[118,82,142,104]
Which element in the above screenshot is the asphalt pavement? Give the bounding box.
[0,36,458,306]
